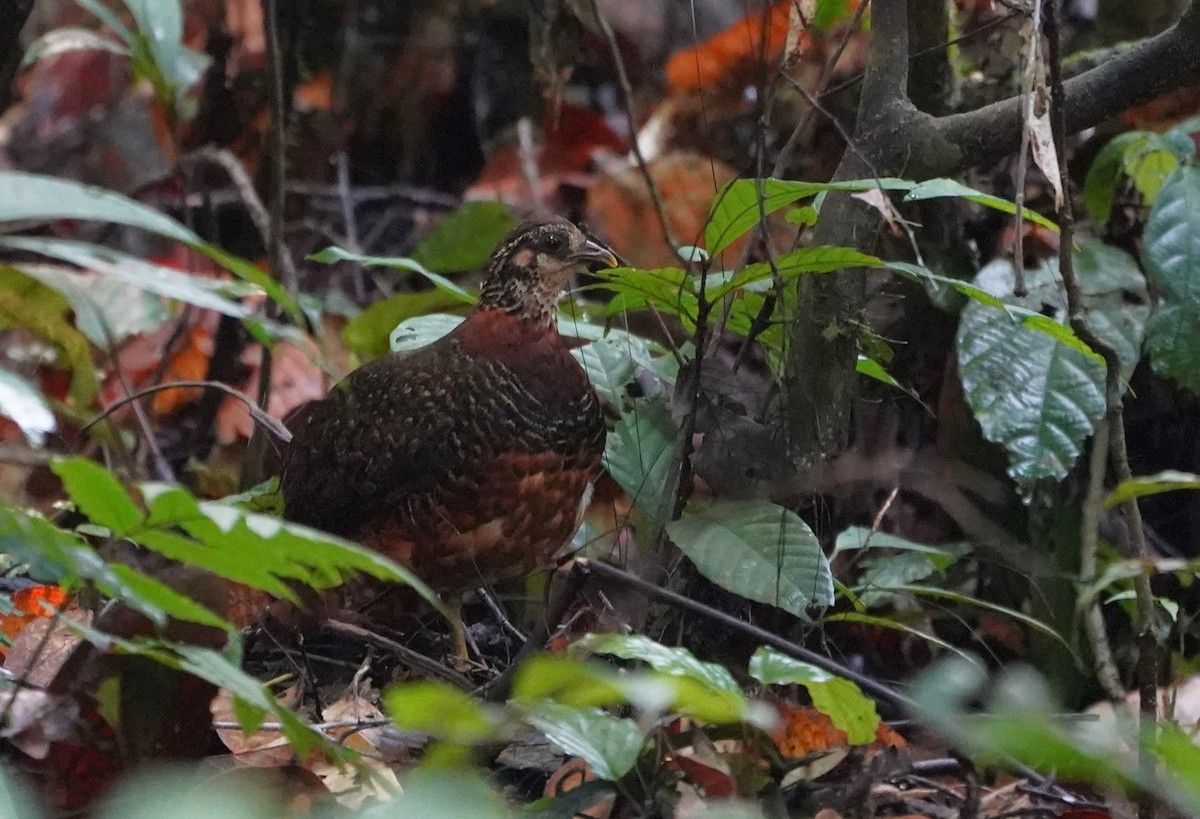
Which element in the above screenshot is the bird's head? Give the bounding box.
[479,216,619,325]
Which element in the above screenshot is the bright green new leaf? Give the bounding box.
[53,457,144,536]
[385,681,500,744]
[748,647,879,745]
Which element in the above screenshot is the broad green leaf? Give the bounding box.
[576,634,740,695]
[1084,131,1145,223]
[389,313,464,353]
[22,27,129,67]
[0,173,297,322]
[904,178,1059,232]
[0,368,55,446]
[1144,166,1200,303]
[1145,302,1200,393]
[1123,137,1179,206]
[956,256,1107,485]
[748,647,879,744]
[3,237,254,319]
[343,290,466,357]
[384,681,500,743]
[17,262,168,345]
[705,178,914,256]
[410,201,516,272]
[572,633,770,727]
[571,336,638,406]
[1106,471,1200,508]
[522,702,644,781]
[856,553,954,606]
[1144,166,1200,392]
[512,654,638,709]
[309,246,475,303]
[1073,241,1150,381]
[602,398,677,516]
[53,457,144,536]
[667,500,834,617]
[0,267,98,404]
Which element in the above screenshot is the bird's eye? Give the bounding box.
[541,232,566,252]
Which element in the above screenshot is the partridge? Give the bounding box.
[280,216,617,643]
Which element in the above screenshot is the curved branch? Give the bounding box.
[935,4,1200,173]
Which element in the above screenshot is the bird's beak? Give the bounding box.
[570,238,620,269]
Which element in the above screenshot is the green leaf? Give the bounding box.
[748,647,880,744]
[1106,471,1200,508]
[53,457,144,536]
[1122,135,1180,206]
[512,654,636,709]
[309,246,475,304]
[856,355,902,389]
[573,634,767,725]
[0,173,298,323]
[903,178,1059,232]
[390,313,464,353]
[0,367,56,446]
[0,504,231,633]
[16,262,169,345]
[22,27,130,67]
[342,290,467,358]
[571,336,638,406]
[602,398,677,517]
[521,702,644,781]
[410,201,517,272]
[1145,302,1200,393]
[0,266,98,405]
[1073,240,1150,381]
[955,256,1107,485]
[1084,131,1145,223]
[134,483,447,615]
[705,178,915,256]
[3,237,254,319]
[667,500,834,617]
[120,0,209,109]
[384,681,500,744]
[592,267,694,325]
[833,526,971,557]
[713,246,883,299]
[1144,166,1200,303]
[577,634,741,695]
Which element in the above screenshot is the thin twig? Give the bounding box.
[81,380,293,444]
[586,0,677,253]
[324,619,474,690]
[1044,4,1158,815]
